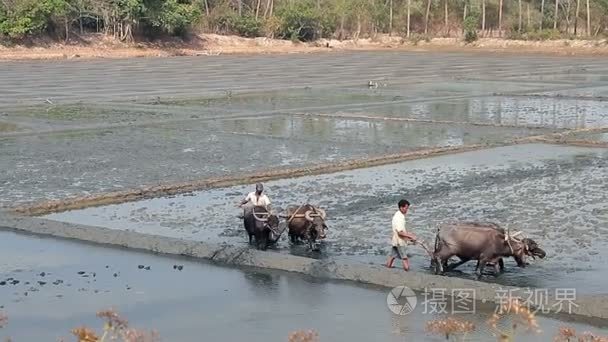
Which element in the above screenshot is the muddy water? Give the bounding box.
[0,122,17,132]
[45,143,608,295]
[0,114,548,208]
[152,80,550,109]
[344,96,608,129]
[3,53,608,209]
[538,85,608,98]
[182,115,550,147]
[0,231,605,342]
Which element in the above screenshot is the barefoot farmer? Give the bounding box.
[386,199,417,271]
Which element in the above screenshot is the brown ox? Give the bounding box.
[432,222,546,279]
[283,204,327,251]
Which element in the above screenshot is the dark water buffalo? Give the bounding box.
[284,204,327,251]
[476,224,546,271]
[432,222,546,279]
[243,205,281,250]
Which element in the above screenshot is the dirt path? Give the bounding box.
[2,33,608,61]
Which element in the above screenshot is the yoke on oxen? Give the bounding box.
[251,207,286,242]
[432,221,547,278]
[280,204,328,250]
[242,204,285,250]
[281,204,327,222]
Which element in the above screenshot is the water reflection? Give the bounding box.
[354,96,608,129]
[243,271,281,298]
[199,115,545,151]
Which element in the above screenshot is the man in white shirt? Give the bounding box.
[386,199,417,271]
[238,183,271,218]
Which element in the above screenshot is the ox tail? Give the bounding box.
[434,227,441,253]
[427,227,442,270]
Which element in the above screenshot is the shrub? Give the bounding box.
[463,16,478,43]
[143,0,201,37]
[508,29,563,41]
[407,33,431,45]
[263,15,282,38]
[211,13,262,38]
[0,0,67,39]
[231,15,263,38]
[526,29,562,41]
[275,1,324,42]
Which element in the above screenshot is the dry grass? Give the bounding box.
[426,317,475,341]
[554,326,608,342]
[72,309,159,342]
[2,307,608,341]
[288,330,319,342]
[487,298,541,341]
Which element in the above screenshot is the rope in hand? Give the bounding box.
[410,238,434,258]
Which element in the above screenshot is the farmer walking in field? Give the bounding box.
[386,199,417,271]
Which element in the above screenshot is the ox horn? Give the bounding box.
[510,231,524,242]
[505,225,512,241]
[304,210,314,222]
[317,208,326,220]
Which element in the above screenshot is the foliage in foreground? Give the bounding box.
[0,302,607,341]
[425,298,608,342]
[72,310,159,342]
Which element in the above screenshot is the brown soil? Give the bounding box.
[2,33,608,61]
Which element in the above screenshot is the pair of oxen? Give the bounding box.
[242,203,328,251]
[430,222,547,279]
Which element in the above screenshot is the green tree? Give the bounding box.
[145,0,201,36]
[0,0,68,39]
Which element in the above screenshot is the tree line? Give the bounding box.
[1,0,607,42]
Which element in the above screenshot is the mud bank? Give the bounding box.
[1,212,607,320]
[4,35,608,62]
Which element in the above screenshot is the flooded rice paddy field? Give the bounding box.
[3,52,607,106]
[342,95,608,129]
[0,115,551,208]
[46,144,608,294]
[2,52,608,334]
[1,231,606,342]
[2,52,608,208]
